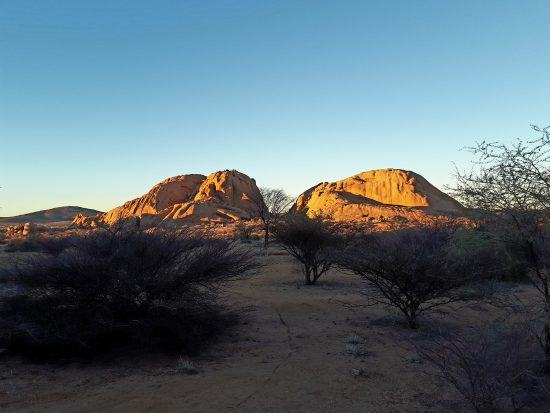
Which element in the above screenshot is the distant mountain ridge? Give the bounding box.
[0,206,102,225]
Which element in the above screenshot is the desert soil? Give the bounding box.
[0,243,515,412]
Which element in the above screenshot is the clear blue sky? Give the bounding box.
[1,0,549,216]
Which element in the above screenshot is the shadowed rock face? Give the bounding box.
[292,169,463,222]
[73,170,263,228]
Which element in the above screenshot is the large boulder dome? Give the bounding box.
[292,168,463,222]
[72,170,265,228]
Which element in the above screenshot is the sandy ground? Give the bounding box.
[0,243,518,412]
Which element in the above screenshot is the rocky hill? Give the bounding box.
[0,206,102,225]
[101,174,207,225]
[292,169,463,223]
[73,170,264,228]
[70,168,463,229]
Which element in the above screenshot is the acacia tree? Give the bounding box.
[452,124,550,371]
[250,187,293,249]
[272,214,339,285]
[338,225,477,329]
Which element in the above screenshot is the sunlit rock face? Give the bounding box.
[72,170,263,228]
[102,174,206,225]
[163,169,263,222]
[292,169,463,222]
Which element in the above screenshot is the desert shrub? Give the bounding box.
[4,234,78,255]
[338,225,482,329]
[272,214,340,285]
[233,221,255,243]
[36,234,82,255]
[4,237,43,253]
[175,356,198,375]
[449,227,529,283]
[420,325,549,412]
[0,228,257,358]
[452,124,550,372]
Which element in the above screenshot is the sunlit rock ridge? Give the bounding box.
[292,168,463,222]
[73,170,263,227]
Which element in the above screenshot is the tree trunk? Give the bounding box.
[539,270,550,374]
[263,223,269,250]
[305,267,312,285]
[544,296,550,374]
[312,266,320,285]
[406,312,418,329]
[544,322,550,374]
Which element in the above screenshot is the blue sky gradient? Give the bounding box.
[1,0,549,216]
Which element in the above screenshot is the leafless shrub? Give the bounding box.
[4,236,45,253]
[272,214,341,285]
[233,221,255,243]
[338,225,483,329]
[250,187,293,249]
[4,234,79,255]
[451,124,550,371]
[419,325,550,412]
[0,227,258,358]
